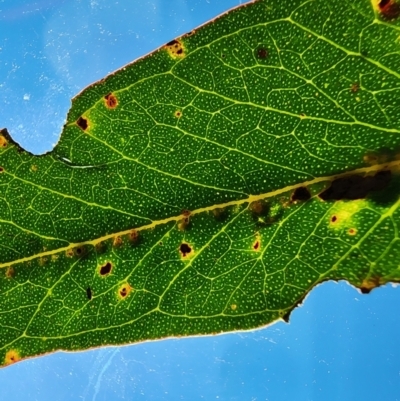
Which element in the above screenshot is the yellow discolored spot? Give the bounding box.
[31,165,38,172]
[178,210,191,231]
[65,248,74,258]
[165,39,185,58]
[230,304,237,311]
[5,266,15,278]
[128,230,140,244]
[348,228,357,236]
[328,200,367,231]
[38,257,48,266]
[0,135,8,148]
[179,242,193,258]
[5,349,20,365]
[118,283,132,299]
[51,254,59,261]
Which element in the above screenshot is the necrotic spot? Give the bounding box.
[104,93,118,109]
[100,262,112,276]
[76,117,88,131]
[180,243,192,257]
[86,287,92,300]
[292,186,311,202]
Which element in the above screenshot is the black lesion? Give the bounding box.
[86,287,92,300]
[292,186,311,202]
[319,170,392,201]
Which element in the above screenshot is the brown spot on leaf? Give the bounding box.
[331,215,337,223]
[348,228,357,235]
[350,82,360,93]
[359,276,381,294]
[292,186,311,202]
[128,230,140,245]
[86,287,92,300]
[99,261,112,276]
[179,242,192,258]
[0,167,4,173]
[76,117,88,131]
[253,240,260,251]
[5,266,15,278]
[212,207,228,221]
[113,236,123,247]
[257,47,268,59]
[104,93,118,109]
[378,0,400,19]
[249,200,267,215]
[174,110,182,118]
[118,283,132,299]
[319,171,391,201]
[5,349,20,365]
[75,245,87,257]
[65,248,74,258]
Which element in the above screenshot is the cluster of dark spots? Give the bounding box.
[319,170,392,201]
[165,39,184,56]
[76,116,88,131]
[5,266,15,278]
[378,0,400,19]
[104,93,118,109]
[291,186,311,202]
[86,287,92,300]
[99,261,112,276]
[179,242,192,258]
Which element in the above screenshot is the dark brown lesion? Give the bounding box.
[179,242,192,257]
[76,116,88,131]
[291,186,311,202]
[99,261,112,276]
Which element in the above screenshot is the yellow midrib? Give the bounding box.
[1,161,397,269]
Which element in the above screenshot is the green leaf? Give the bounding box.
[0,0,400,367]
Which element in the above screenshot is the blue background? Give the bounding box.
[0,1,399,400]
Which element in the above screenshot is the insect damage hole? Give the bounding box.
[99,261,112,276]
[179,242,192,258]
[104,93,118,109]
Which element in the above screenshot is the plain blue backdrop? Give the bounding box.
[0,1,399,400]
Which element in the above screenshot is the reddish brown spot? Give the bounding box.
[113,236,123,247]
[104,93,118,109]
[348,228,356,235]
[253,241,260,251]
[99,261,112,276]
[350,82,360,93]
[331,215,337,223]
[118,283,132,299]
[128,230,140,244]
[76,117,88,131]
[0,135,8,147]
[378,0,400,19]
[249,200,266,215]
[0,167,4,173]
[179,242,192,257]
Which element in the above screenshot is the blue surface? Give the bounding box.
[0,1,399,400]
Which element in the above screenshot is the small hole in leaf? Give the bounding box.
[179,242,192,257]
[76,117,88,131]
[86,287,92,300]
[292,186,311,202]
[99,262,112,276]
[104,93,118,109]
